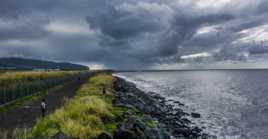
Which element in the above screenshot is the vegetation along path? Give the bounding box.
[0,73,91,130]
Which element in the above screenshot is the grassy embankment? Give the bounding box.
[0,71,84,109]
[26,73,125,139]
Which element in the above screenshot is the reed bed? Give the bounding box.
[0,71,84,105]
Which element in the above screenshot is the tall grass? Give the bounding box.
[0,128,30,139]
[30,73,124,139]
[0,70,9,77]
[0,71,85,105]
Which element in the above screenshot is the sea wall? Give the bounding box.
[112,76,216,139]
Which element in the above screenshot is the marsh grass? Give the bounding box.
[0,128,31,139]
[0,85,63,112]
[0,71,7,76]
[0,71,83,105]
[30,73,125,139]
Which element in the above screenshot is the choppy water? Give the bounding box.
[115,70,268,139]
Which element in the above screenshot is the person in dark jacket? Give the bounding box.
[41,99,46,118]
[102,84,106,95]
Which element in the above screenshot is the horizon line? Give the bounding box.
[108,68,268,72]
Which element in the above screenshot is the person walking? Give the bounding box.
[102,84,106,95]
[41,99,47,118]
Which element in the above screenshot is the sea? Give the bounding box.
[114,70,268,139]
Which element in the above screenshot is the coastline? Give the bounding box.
[112,76,216,139]
[0,73,217,139]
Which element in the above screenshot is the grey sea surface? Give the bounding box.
[115,70,268,139]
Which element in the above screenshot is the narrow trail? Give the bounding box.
[0,74,90,130]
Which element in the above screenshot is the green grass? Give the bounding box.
[146,120,158,128]
[29,73,125,139]
[133,107,144,119]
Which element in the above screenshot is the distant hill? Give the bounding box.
[0,58,89,71]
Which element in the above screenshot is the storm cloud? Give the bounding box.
[1,0,268,69]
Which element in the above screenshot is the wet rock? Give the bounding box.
[191,113,201,118]
[113,130,138,139]
[191,127,202,137]
[181,118,191,124]
[172,100,184,106]
[202,134,217,139]
[159,129,172,139]
[97,132,112,139]
[143,115,153,121]
[52,132,72,139]
[133,120,147,131]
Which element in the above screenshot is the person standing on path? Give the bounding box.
[41,99,47,118]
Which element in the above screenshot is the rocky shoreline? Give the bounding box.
[112,76,216,139]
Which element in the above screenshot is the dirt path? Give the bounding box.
[0,74,90,130]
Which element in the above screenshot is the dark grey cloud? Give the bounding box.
[0,0,58,19]
[1,0,268,69]
[0,16,49,41]
[257,0,268,14]
[86,7,162,40]
[157,13,234,57]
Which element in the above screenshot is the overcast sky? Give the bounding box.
[1,0,268,69]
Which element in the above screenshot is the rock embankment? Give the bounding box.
[112,77,216,139]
